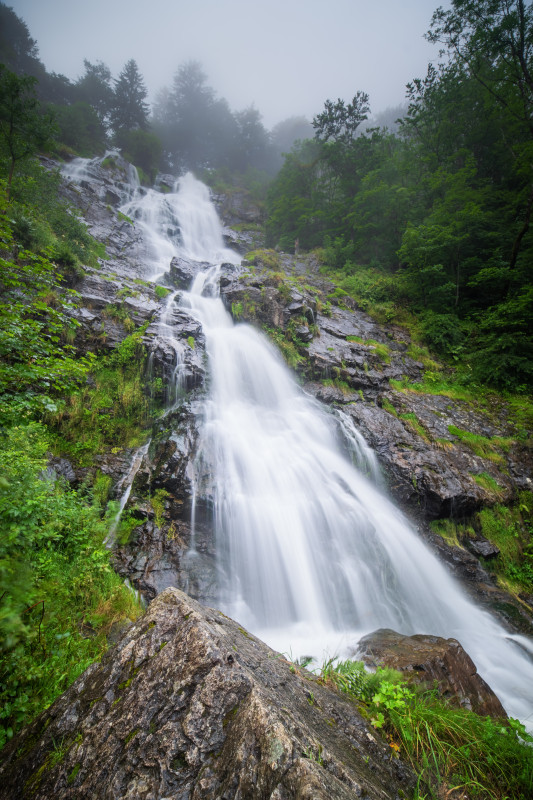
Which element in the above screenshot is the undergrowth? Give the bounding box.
[319,657,533,799]
[0,423,141,750]
[50,327,154,465]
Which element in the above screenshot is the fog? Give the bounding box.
[9,0,447,127]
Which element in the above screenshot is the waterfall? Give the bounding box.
[174,176,533,727]
[64,159,533,726]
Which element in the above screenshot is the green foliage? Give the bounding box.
[52,101,107,157]
[263,326,305,369]
[312,91,370,144]
[120,128,162,184]
[155,284,170,299]
[447,425,513,463]
[320,657,533,799]
[51,329,152,465]
[265,3,533,391]
[0,214,96,424]
[0,423,141,748]
[0,65,57,201]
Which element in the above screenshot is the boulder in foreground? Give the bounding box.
[356,628,506,718]
[0,589,414,799]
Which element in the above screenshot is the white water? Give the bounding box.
[120,172,239,281]
[64,158,533,725]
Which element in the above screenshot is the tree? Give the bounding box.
[53,101,107,156]
[75,59,114,129]
[0,65,56,201]
[111,59,149,143]
[313,91,370,144]
[153,60,238,171]
[428,0,533,135]
[0,3,42,76]
[428,1,533,269]
[233,106,272,172]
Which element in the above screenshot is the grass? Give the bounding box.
[318,657,533,799]
[321,378,353,395]
[346,335,391,363]
[472,472,506,499]
[447,425,514,463]
[430,492,533,594]
[380,397,398,416]
[399,412,430,441]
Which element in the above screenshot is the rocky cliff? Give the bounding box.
[53,154,532,635]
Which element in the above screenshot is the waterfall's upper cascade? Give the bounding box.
[64,159,533,727]
[62,154,239,281]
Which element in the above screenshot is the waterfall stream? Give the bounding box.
[65,157,533,727]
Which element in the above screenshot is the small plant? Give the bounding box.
[472,472,506,498]
[150,488,170,528]
[155,285,170,299]
[231,301,243,319]
[187,336,195,349]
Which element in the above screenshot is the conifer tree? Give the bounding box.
[110,59,149,143]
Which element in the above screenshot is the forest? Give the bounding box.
[1,1,533,797]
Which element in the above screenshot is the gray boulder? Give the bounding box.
[0,589,415,800]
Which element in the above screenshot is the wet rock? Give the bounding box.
[0,589,415,800]
[356,628,507,718]
[467,537,501,559]
[46,456,77,484]
[169,256,209,289]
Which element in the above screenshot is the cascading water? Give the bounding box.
[173,177,533,727]
[64,157,533,726]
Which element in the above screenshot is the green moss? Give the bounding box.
[124,727,140,745]
[400,412,430,441]
[447,425,514,463]
[155,285,170,299]
[67,764,81,784]
[187,335,195,349]
[244,248,281,270]
[346,335,391,363]
[380,397,398,417]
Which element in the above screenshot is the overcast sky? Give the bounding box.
[9,0,448,128]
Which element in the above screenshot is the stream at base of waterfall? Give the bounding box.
[64,155,533,728]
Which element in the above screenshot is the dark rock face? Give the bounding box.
[356,628,507,718]
[168,256,209,289]
[0,589,415,800]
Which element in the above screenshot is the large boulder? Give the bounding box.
[0,590,415,800]
[355,628,507,718]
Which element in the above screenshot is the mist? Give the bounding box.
[9,0,446,128]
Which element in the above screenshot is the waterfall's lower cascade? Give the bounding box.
[65,157,533,727]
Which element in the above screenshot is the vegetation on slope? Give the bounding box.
[266,0,533,394]
[318,657,533,799]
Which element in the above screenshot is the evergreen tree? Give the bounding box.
[111,59,149,144]
[75,59,114,130]
[0,65,56,201]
